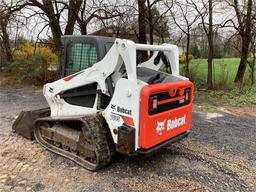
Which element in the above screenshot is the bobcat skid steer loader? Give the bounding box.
[13,35,194,171]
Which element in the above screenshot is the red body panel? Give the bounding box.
[139,80,194,149]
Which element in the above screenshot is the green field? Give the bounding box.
[180,58,253,88]
[181,58,256,106]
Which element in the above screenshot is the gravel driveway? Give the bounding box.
[0,87,255,192]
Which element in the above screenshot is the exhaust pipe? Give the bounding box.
[12,108,50,140]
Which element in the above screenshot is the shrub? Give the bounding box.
[8,43,59,85]
[14,42,58,65]
[179,54,194,64]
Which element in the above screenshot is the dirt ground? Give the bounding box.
[0,87,255,192]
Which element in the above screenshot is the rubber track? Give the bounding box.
[34,114,115,171]
[81,114,113,169]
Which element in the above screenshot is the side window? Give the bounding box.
[66,43,98,76]
[104,42,114,53]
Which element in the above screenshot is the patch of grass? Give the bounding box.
[180,58,256,108]
[195,85,256,107]
[193,103,218,113]
[181,58,253,88]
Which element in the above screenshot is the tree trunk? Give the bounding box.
[207,0,213,89]
[234,0,253,83]
[185,33,190,77]
[251,40,255,85]
[64,0,83,35]
[149,24,153,45]
[235,36,251,83]
[42,0,63,48]
[49,20,63,48]
[161,33,165,43]
[146,0,154,45]
[207,40,214,89]
[80,23,88,35]
[138,0,147,61]
[28,0,81,49]
[138,0,147,44]
[0,19,13,62]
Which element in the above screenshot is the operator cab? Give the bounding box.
[60,35,181,107]
[61,35,171,84]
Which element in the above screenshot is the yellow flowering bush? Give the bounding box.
[179,54,194,64]
[9,42,59,85]
[14,43,58,65]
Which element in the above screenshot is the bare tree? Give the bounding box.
[234,0,254,83]
[207,0,214,89]
[223,0,254,83]
[189,0,214,89]
[138,0,147,44]
[249,30,255,85]
[0,0,26,62]
[146,0,155,44]
[26,0,82,48]
[0,8,13,62]
[109,1,171,44]
[97,3,136,38]
[248,12,256,85]
[75,0,123,35]
[138,0,148,61]
[168,0,199,77]
[146,0,172,44]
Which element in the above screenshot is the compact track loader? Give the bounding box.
[13,35,194,171]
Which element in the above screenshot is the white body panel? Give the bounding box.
[43,38,182,150]
[102,78,144,149]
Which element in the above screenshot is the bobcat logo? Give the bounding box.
[111,104,116,110]
[156,120,166,135]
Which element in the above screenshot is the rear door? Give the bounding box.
[139,80,194,149]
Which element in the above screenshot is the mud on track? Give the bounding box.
[0,87,255,192]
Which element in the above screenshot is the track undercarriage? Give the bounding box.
[34,114,115,171]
